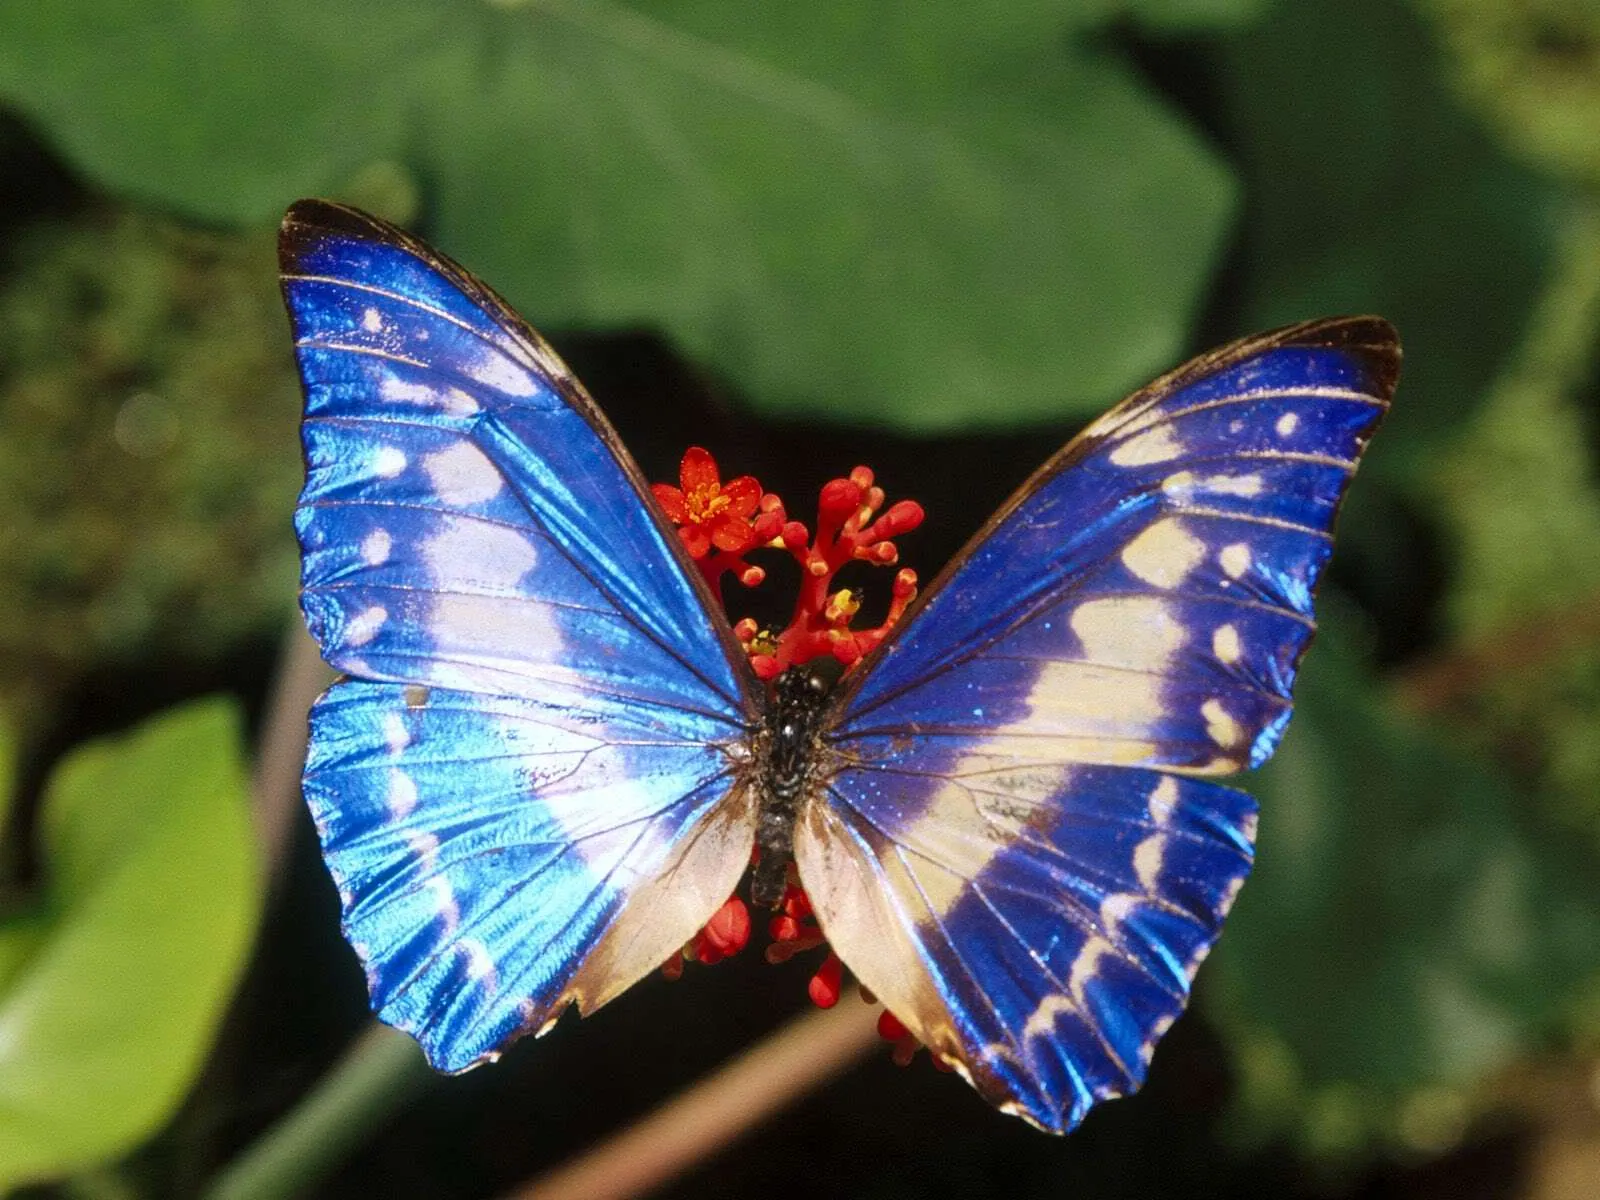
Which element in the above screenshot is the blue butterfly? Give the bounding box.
[281,199,1397,1133]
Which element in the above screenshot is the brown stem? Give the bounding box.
[251,619,335,882]
[507,1000,881,1200]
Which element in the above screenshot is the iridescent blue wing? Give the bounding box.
[282,200,760,1071]
[801,318,1398,1131]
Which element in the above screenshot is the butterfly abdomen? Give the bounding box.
[752,665,838,908]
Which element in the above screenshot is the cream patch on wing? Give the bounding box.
[423,592,587,699]
[793,802,963,1066]
[361,528,393,566]
[1212,624,1242,664]
[1219,543,1252,579]
[1148,776,1179,824]
[421,514,540,593]
[460,346,540,397]
[386,768,418,818]
[346,605,387,646]
[458,937,499,988]
[854,596,1191,928]
[1120,518,1205,588]
[570,784,757,1015]
[1163,470,1264,499]
[1133,835,1165,889]
[1109,425,1185,467]
[379,373,481,416]
[425,441,504,507]
[1201,698,1242,748]
[372,446,408,479]
[382,711,410,754]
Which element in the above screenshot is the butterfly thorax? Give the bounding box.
[751,665,835,908]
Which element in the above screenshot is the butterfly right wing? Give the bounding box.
[283,200,761,1070]
[800,318,1397,1130]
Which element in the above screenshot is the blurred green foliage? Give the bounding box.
[0,699,260,1192]
[0,0,1248,429]
[1213,611,1600,1158]
[0,0,1597,1195]
[0,212,301,728]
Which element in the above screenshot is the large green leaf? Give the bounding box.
[0,698,261,1191]
[1206,612,1600,1158]
[1215,0,1555,470]
[0,1,1236,428]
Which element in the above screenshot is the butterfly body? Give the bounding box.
[281,199,1397,1133]
[751,664,837,907]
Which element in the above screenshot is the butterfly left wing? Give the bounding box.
[798,318,1398,1130]
[282,200,760,1070]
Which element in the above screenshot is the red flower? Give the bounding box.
[654,445,939,1072]
[652,447,763,559]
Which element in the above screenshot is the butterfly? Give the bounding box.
[280,198,1398,1134]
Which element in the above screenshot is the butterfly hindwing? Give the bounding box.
[798,765,1254,1130]
[283,200,759,1069]
[304,680,754,1070]
[803,318,1398,1131]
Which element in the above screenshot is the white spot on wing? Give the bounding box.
[1070,596,1186,669]
[362,529,392,566]
[387,769,418,818]
[382,712,410,754]
[426,874,460,933]
[1276,412,1299,437]
[1149,777,1179,824]
[1213,624,1242,664]
[373,446,408,478]
[1204,473,1263,498]
[379,374,481,416]
[1120,518,1205,589]
[459,937,499,988]
[1110,425,1184,466]
[346,605,387,646]
[464,348,540,397]
[406,831,440,870]
[1101,892,1140,927]
[421,515,538,592]
[425,441,504,506]
[1219,543,1252,579]
[1164,471,1263,499]
[1133,834,1165,889]
[1201,698,1242,747]
[362,306,384,333]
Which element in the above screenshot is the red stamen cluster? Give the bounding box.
[743,463,923,680]
[762,867,842,1007]
[661,896,747,981]
[653,448,932,1061]
[654,448,922,678]
[875,1009,954,1071]
[652,447,782,592]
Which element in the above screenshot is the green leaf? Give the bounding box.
[0,698,261,1191]
[1206,612,1600,1158]
[0,1,1235,428]
[1122,0,1276,29]
[1215,0,1556,470]
[1425,201,1600,639]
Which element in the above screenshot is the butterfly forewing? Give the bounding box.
[283,200,760,1070]
[801,318,1398,1131]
